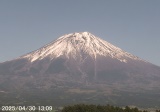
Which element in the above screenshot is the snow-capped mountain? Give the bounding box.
[21,32,141,62]
[0,32,160,108]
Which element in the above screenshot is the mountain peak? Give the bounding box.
[74,31,93,37]
[21,32,142,62]
[75,31,90,35]
[73,31,91,35]
[59,32,94,40]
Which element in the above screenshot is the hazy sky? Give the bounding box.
[0,0,160,66]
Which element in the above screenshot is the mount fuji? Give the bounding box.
[0,32,160,108]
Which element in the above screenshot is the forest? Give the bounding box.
[61,104,160,112]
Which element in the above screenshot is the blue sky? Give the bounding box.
[0,0,160,66]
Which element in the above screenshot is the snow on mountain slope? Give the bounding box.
[21,32,143,63]
[0,32,160,108]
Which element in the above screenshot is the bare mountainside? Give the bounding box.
[0,32,160,108]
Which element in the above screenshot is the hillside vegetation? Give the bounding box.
[62,104,160,112]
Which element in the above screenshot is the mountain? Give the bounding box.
[0,32,160,108]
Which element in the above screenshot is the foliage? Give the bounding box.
[61,104,159,112]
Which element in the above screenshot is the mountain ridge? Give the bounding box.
[20,32,144,63]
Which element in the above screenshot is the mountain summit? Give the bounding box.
[21,32,140,62]
[0,32,160,108]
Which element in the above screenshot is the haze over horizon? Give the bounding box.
[0,0,160,66]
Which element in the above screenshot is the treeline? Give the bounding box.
[61,104,160,112]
